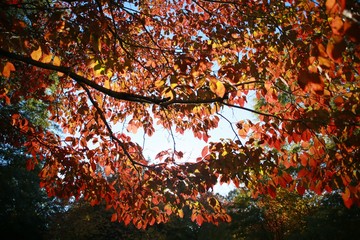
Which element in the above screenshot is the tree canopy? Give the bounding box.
[0,0,359,228]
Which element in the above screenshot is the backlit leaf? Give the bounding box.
[104,165,112,176]
[195,214,204,225]
[30,47,42,61]
[53,56,61,66]
[111,213,117,222]
[210,79,226,98]
[42,53,53,63]
[2,62,15,78]
[178,209,184,218]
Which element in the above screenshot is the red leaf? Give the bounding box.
[191,212,197,222]
[301,155,307,167]
[309,158,317,168]
[65,136,74,142]
[268,185,276,198]
[224,214,232,222]
[111,213,117,222]
[201,146,209,158]
[195,214,204,225]
[297,185,306,195]
[297,168,308,178]
[333,96,344,106]
[282,172,292,183]
[152,197,159,205]
[314,181,323,195]
[343,198,353,209]
[298,70,324,95]
[104,165,112,176]
[123,215,131,226]
[342,187,351,201]
[326,35,346,62]
[164,204,172,215]
[149,216,156,226]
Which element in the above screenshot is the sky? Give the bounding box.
[126,94,257,196]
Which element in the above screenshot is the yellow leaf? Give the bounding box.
[231,33,240,39]
[53,56,61,66]
[106,69,113,79]
[164,89,174,101]
[96,94,103,106]
[178,209,184,218]
[155,79,165,88]
[2,62,15,78]
[164,204,172,215]
[210,79,226,98]
[42,53,53,63]
[30,47,42,61]
[216,81,226,98]
[104,79,110,89]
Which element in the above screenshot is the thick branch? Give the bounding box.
[0,48,165,104]
[0,48,310,124]
[0,49,224,106]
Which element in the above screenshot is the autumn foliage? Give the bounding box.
[0,0,359,228]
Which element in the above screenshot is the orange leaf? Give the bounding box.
[309,158,317,168]
[326,35,346,62]
[178,209,184,218]
[231,33,240,39]
[325,0,343,14]
[64,136,74,142]
[31,47,42,61]
[342,187,351,201]
[224,214,232,222]
[104,79,110,89]
[53,56,61,66]
[297,70,324,95]
[135,220,143,229]
[191,212,197,222]
[104,165,112,176]
[2,62,15,78]
[111,213,117,222]
[123,215,131,225]
[297,168,308,178]
[196,214,204,225]
[282,172,292,183]
[164,204,172,215]
[325,0,336,12]
[318,56,333,69]
[42,53,53,63]
[314,181,323,195]
[330,16,344,35]
[343,198,353,209]
[333,96,344,106]
[152,197,159,205]
[149,216,156,226]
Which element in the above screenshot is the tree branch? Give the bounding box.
[0,48,166,104]
[79,81,148,169]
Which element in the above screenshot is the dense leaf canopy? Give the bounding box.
[0,0,359,228]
